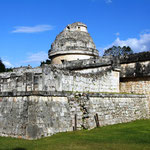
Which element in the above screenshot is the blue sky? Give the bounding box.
[0,0,150,67]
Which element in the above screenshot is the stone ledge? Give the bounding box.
[120,51,150,64]
[0,91,146,98]
[58,57,113,70]
[49,49,99,57]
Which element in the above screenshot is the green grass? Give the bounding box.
[0,119,150,150]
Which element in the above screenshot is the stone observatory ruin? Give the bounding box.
[0,22,149,139]
[49,22,99,64]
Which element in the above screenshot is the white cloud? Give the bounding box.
[25,51,48,63]
[104,33,150,53]
[3,60,14,68]
[105,0,112,4]
[12,25,54,33]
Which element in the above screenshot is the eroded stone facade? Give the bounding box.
[0,23,150,140]
[120,51,150,97]
[0,92,149,139]
[0,58,120,93]
[49,22,99,64]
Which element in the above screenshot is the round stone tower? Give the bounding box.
[48,22,99,64]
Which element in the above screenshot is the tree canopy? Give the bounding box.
[0,59,13,73]
[0,59,6,73]
[103,46,133,57]
[40,59,51,66]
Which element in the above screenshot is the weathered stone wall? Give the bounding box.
[120,60,150,98]
[1,53,150,140]
[120,51,150,78]
[120,77,150,95]
[0,63,120,93]
[42,66,119,93]
[51,54,93,64]
[120,77,150,109]
[120,51,150,103]
[120,61,150,78]
[0,67,43,92]
[59,57,112,74]
[0,92,149,139]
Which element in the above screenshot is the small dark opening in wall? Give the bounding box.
[78,27,80,29]
[67,26,70,29]
[61,60,65,63]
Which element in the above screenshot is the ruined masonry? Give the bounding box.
[0,22,149,139]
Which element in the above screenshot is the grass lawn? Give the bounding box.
[0,119,150,150]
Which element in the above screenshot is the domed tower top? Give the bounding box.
[65,22,88,32]
[49,22,99,64]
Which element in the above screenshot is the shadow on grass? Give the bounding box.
[2,148,26,150]
[12,148,26,150]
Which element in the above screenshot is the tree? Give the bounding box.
[0,59,6,73]
[103,46,133,57]
[40,59,51,66]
